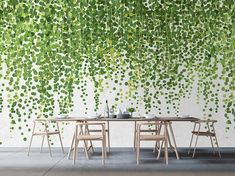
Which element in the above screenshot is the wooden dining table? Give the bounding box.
[46,116,199,122]
[42,116,200,160]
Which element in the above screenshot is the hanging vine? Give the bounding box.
[0,0,234,143]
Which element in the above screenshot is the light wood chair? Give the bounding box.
[72,122,107,165]
[188,119,221,158]
[134,121,161,151]
[154,121,180,160]
[27,119,64,156]
[86,121,110,152]
[136,121,169,165]
[134,121,179,160]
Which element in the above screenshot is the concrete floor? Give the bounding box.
[0,147,235,176]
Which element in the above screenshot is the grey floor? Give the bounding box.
[0,147,235,176]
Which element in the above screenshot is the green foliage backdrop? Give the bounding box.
[0,0,234,142]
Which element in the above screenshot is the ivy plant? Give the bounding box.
[0,0,234,144]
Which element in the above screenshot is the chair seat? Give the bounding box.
[33,131,60,136]
[139,129,158,132]
[140,135,165,140]
[77,134,103,140]
[192,131,215,136]
[88,129,109,132]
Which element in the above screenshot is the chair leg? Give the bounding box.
[104,131,110,153]
[89,140,95,153]
[136,133,140,165]
[212,125,221,159]
[81,125,89,160]
[164,124,169,165]
[100,124,106,165]
[164,139,168,165]
[84,125,95,153]
[192,124,201,158]
[73,126,78,164]
[44,122,52,157]
[188,134,194,155]
[154,141,160,154]
[188,123,196,155]
[27,135,34,156]
[27,122,36,156]
[209,136,215,154]
[68,132,75,160]
[102,139,105,165]
[46,134,52,157]
[56,122,64,153]
[40,135,45,153]
[104,131,107,159]
[83,140,90,160]
[192,134,199,158]
[40,123,47,153]
[157,141,163,160]
[153,123,159,153]
[214,135,221,158]
[107,123,110,152]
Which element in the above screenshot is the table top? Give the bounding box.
[35,116,200,122]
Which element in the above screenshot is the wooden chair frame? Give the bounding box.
[188,120,221,158]
[72,122,107,165]
[136,122,169,165]
[134,121,179,160]
[27,119,64,157]
[86,121,110,153]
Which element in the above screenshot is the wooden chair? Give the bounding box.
[188,119,221,158]
[27,119,64,156]
[72,122,107,165]
[134,121,161,151]
[154,121,180,160]
[86,121,110,152]
[134,121,179,160]
[136,121,169,165]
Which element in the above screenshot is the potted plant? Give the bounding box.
[128,107,135,117]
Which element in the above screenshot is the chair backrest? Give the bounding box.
[137,121,167,135]
[33,119,47,131]
[85,121,108,131]
[34,119,60,132]
[76,122,105,135]
[193,119,217,133]
[195,119,217,124]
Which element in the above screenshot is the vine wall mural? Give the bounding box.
[0,0,234,143]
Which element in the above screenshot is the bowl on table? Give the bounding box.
[86,113,101,119]
[56,114,69,119]
[144,114,156,119]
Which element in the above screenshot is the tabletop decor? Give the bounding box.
[128,108,135,118]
